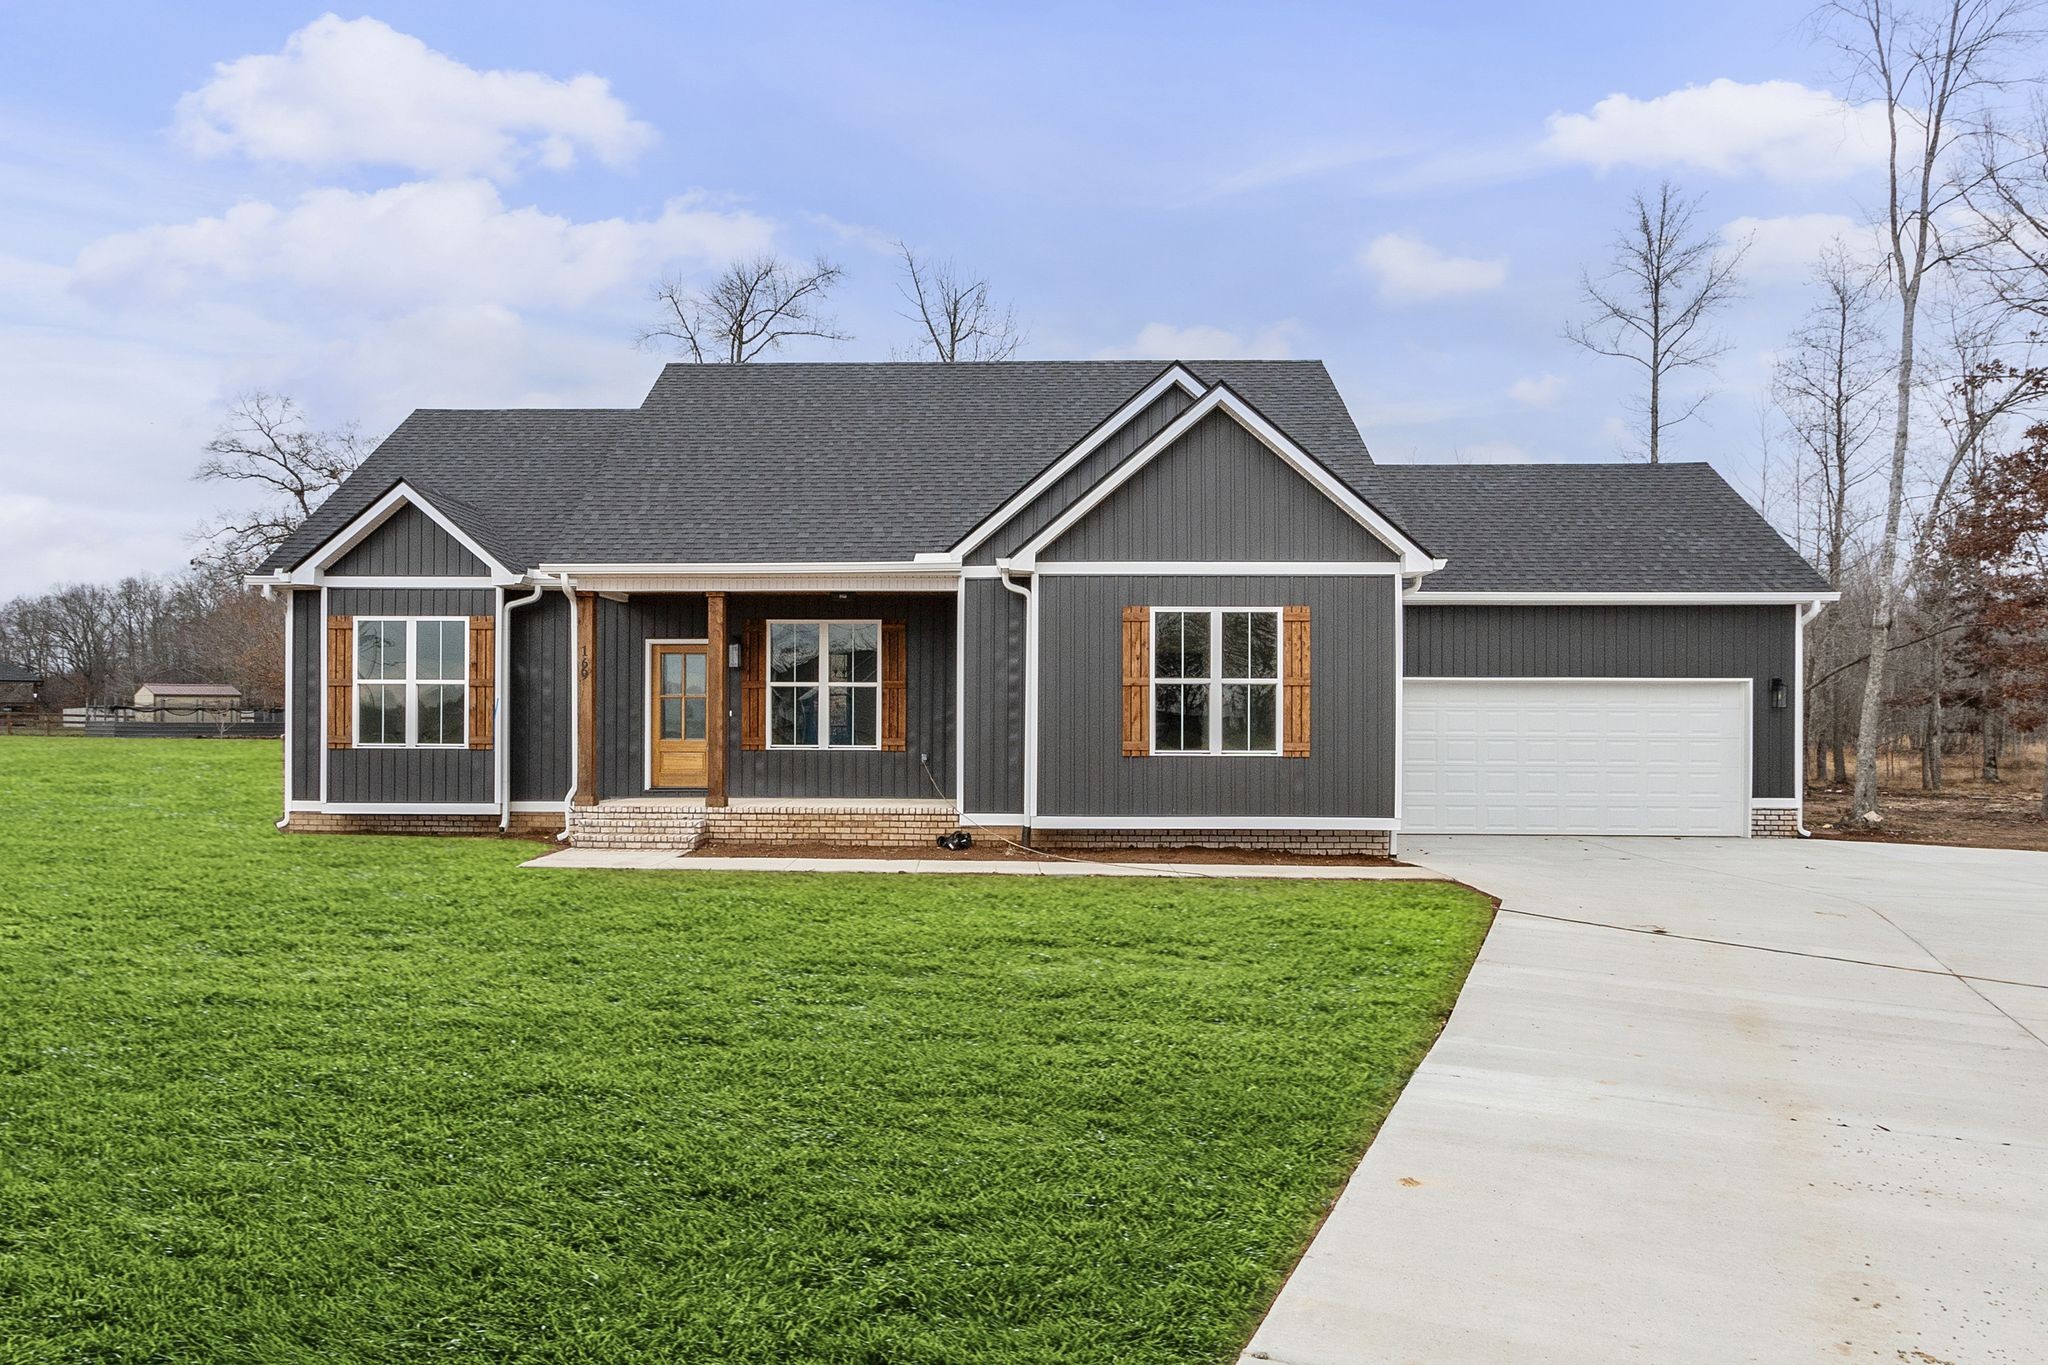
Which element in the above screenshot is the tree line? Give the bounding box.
[1564,1,2048,820]
[0,244,1026,711]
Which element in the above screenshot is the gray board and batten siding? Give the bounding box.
[959,577,1027,814]
[300,586,499,804]
[327,504,488,577]
[1403,603,1800,799]
[1040,410,1400,563]
[1036,574,1397,820]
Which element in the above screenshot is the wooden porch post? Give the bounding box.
[705,591,728,808]
[574,590,597,807]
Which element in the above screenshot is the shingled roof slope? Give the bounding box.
[1354,462,1832,593]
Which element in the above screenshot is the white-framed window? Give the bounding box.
[767,620,881,749]
[355,617,467,748]
[1151,608,1281,755]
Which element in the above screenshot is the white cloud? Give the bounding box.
[72,179,773,311]
[173,14,655,180]
[1542,79,1888,182]
[1095,321,1301,360]
[1507,373,1564,407]
[1358,233,1507,302]
[1725,212,1884,280]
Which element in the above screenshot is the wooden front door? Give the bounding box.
[650,644,710,788]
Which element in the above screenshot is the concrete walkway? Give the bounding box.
[523,848,1443,879]
[1242,836,2048,1365]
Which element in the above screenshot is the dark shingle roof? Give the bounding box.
[551,361,1371,562]
[1354,463,1833,593]
[0,658,39,683]
[260,363,1830,594]
[261,410,634,573]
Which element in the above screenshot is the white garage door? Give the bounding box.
[1403,679,1751,836]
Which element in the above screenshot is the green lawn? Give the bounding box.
[0,738,1490,1364]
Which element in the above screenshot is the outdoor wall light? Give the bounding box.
[1769,678,1788,710]
[728,642,742,669]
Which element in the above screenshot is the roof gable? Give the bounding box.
[1015,384,1434,572]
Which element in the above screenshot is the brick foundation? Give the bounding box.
[1750,807,1801,838]
[285,810,564,838]
[699,803,961,850]
[1035,828,1394,858]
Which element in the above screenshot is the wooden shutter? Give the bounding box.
[1282,605,1311,758]
[466,615,494,750]
[880,621,908,752]
[326,615,353,749]
[1121,606,1150,757]
[739,619,766,751]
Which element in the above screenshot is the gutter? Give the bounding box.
[498,580,547,831]
[997,561,1034,828]
[555,574,580,839]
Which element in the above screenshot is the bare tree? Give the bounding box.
[894,242,1024,362]
[1966,101,2048,318]
[1565,181,1749,462]
[192,393,370,578]
[639,254,848,363]
[1773,245,1894,581]
[1824,0,2037,822]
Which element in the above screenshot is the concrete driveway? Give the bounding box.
[1241,836,2048,1365]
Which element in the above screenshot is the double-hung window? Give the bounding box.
[355,618,467,747]
[1151,608,1281,755]
[767,621,880,749]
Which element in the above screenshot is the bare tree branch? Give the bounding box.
[893,242,1025,362]
[190,393,370,578]
[1564,180,1749,461]
[638,254,849,363]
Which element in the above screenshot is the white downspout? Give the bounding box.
[558,574,580,839]
[498,580,546,830]
[268,582,290,830]
[1795,599,1827,838]
[998,565,1033,831]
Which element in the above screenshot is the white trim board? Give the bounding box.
[297,481,519,585]
[292,802,502,816]
[948,364,1206,558]
[1029,561,1406,576]
[1030,815,1399,831]
[1406,591,1840,606]
[1011,383,1441,575]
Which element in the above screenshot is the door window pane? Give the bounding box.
[660,696,682,740]
[683,697,706,740]
[770,624,819,682]
[683,651,706,694]
[661,652,683,694]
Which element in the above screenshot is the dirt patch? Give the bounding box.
[1805,754,2048,852]
[691,839,1405,868]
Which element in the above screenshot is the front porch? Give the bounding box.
[567,795,960,851]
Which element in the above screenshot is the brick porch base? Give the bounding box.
[284,810,564,837]
[1036,828,1394,858]
[1750,807,1801,838]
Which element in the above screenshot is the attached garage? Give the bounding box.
[1402,678,1751,837]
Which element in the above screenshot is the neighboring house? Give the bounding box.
[0,658,40,711]
[134,682,244,722]
[246,361,1836,852]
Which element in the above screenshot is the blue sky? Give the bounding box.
[1,2,1893,594]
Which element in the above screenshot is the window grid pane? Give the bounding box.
[358,620,405,680]
[1154,609,1282,755]
[769,624,881,748]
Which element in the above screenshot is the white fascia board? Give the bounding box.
[1030,561,1408,576]
[1405,590,1842,606]
[301,802,503,816]
[294,481,519,585]
[948,363,1207,559]
[1030,814,1400,831]
[534,559,960,576]
[1013,385,1437,574]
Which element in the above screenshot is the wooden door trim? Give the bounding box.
[644,638,710,791]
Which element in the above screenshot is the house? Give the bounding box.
[0,658,40,711]
[134,682,244,722]
[245,361,1836,853]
